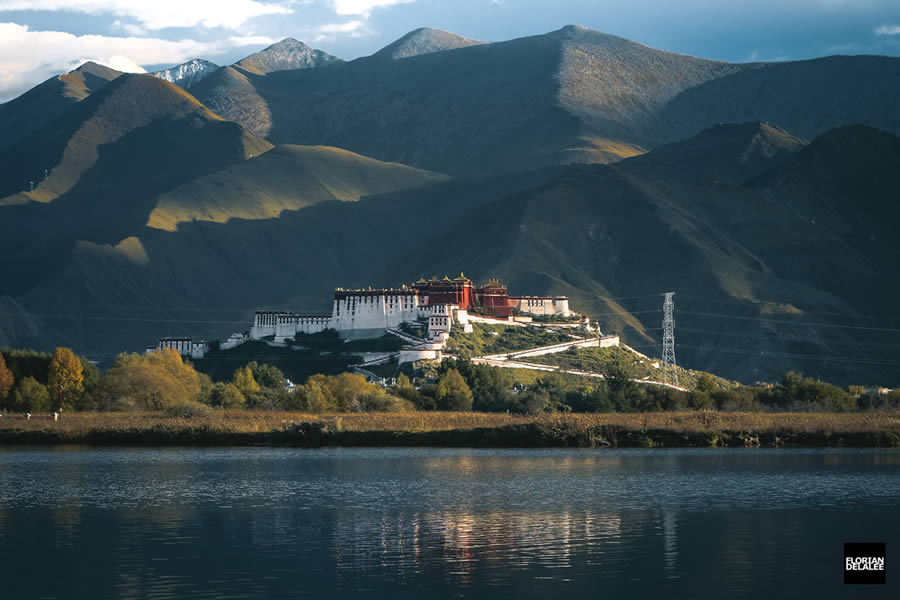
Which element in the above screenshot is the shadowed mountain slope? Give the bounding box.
[192,26,900,176]
[375,124,900,385]
[661,55,900,144]
[147,144,447,231]
[1,166,561,359]
[0,73,270,206]
[190,39,341,138]
[623,121,806,183]
[0,74,271,298]
[2,123,898,385]
[0,61,121,150]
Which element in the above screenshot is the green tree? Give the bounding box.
[207,383,246,408]
[232,366,260,396]
[11,377,51,412]
[48,347,84,410]
[436,369,473,411]
[605,354,637,411]
[0,353,14,405]
[247,362,285,389]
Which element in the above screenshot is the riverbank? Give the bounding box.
[1,411,899,448]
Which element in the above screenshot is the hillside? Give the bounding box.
[0,61,121,150]
[0,74,271,299]
[1,167,562,359]
[146,144,447,231]
[375,123,900,385]
[190,39,341,139]
[3,123,898,385]
[192,26,900,174]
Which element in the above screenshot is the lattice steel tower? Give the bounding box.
[662,292,677,385]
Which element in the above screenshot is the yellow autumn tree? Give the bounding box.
[232,366,260,396]
[48,347,84,410]
[0,353,14,403]
[95,348,203,411]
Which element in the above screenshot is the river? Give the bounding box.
[0,448,897,598]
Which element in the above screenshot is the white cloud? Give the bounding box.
[314,19,367,40]
[331,0,414,17]
[874,24,900,35]
[0,0,291,30]
[0,22,276,101]
[318,19,365,33]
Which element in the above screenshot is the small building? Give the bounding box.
[156,337,207,359]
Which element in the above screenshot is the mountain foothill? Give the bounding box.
[1,25,898,386]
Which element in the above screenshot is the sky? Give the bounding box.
[1,0,900,101]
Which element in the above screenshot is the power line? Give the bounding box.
[678,310,900,334]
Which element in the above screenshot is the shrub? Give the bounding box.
[10,377,51,412]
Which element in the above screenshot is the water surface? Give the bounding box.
[0,448,897,598]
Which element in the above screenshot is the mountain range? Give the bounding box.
[1,25,898,386]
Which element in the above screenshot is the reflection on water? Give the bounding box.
[0,448,897,599]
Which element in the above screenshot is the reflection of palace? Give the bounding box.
[333,509,623,581]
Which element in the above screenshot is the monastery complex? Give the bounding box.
[155,275,585,364]
[250,276,572,342]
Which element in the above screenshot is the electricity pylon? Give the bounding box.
[662,292,677,385]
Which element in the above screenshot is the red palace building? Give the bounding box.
[411,275,570,318]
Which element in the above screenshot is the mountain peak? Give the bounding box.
[374,27,485,60]
[72,61,122,79]
[234,38,341,74]
[151,59,219,89]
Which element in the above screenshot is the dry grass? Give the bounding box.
[2,410,898,436]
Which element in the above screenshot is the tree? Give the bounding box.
[436,369,473,411]
[11,377,50,412]
[232,366,260,395]
[247,362,285,389]
[48,347,84,410]
[207,383,245,408]
[95,348,204,411]
[0,353,13,405]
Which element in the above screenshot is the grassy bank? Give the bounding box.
[1,411,898,448]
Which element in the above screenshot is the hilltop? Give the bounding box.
[150,59,219,89]
[372,27,486,60]
[192,25,900,173]
[234,38,341,74]
[0,61,121,149]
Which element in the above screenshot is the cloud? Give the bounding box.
[0,22,276,101]
[0,0,291,30]
[314,19,367,41]
[874,25,900,35]
[331,0,414,17]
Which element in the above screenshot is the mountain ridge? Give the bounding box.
[151,59,219,89]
